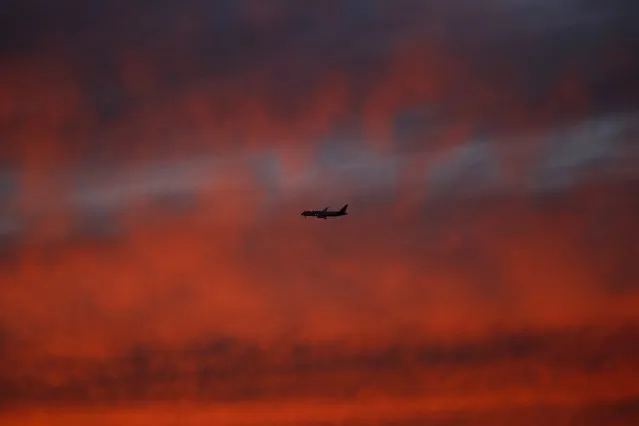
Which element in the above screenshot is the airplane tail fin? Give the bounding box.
[339,204,348,213]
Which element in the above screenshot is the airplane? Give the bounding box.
[301,204,348,219]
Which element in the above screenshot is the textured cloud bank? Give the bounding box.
[1,1,639,425]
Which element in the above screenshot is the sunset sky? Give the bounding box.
[1,1,639,425]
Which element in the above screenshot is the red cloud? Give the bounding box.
[1,2,638,425]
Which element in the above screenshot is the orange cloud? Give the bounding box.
[1,2,639,425]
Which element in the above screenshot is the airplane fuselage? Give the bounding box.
[301,211,346,218]
[301,204,348,219]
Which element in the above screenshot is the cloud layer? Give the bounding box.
[1,1,639,424]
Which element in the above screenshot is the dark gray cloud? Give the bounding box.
[347,399,639,426]
[2,326,638,404]
[0,169,21,256]
[0,169,16,200]
[3,0,637,121]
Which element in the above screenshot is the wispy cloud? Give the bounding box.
[1,1,638,425]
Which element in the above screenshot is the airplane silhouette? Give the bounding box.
[301,204,348,219]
